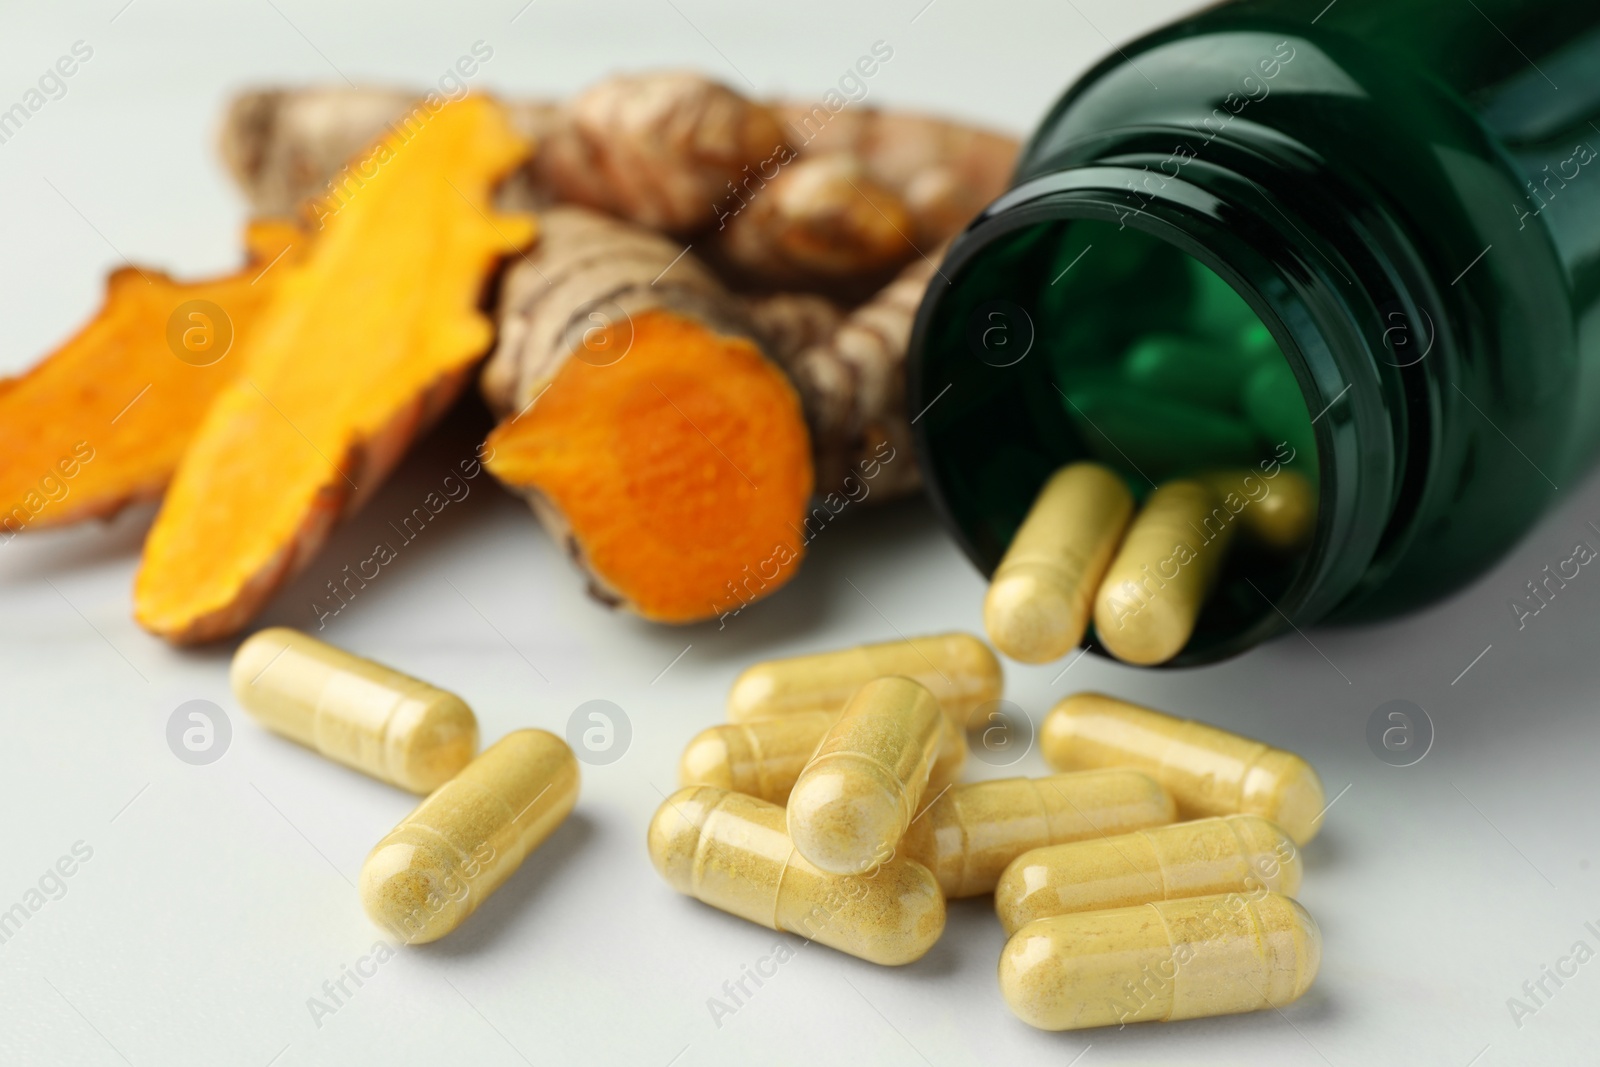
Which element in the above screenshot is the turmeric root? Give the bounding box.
[710,153,916,296]
[213,79,986,518]
[0,220,301,536]
[223,74,784,234]
[783,252,946,500]
[542,72,786,233]
[221,86,417,219]
[740,291,844,364]
[134,96,535,642]
[215,78,1014,287]
[481,206,813,623]
[773,102,1019,244]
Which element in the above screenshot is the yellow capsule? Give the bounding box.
[679,711,966,803]
[726,632,1001,726]
[1093,480,1234,665]
[787,677,944,875]
[360,729,578,944]
[230,626,477,793]
[900,771,1175,898]
[1042,693,1326,844]
[984,463,1134,664]
[649,786,945,966]
[1200,468,1317,551]
[995,815,1301,934]
[998,891,1321,1030]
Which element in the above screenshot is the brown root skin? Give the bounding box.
[480,206,734,414]
[223,76,785,235]
[772,102,1020,245]
[222,89,563,218]
[135,96,535,643]
[222,87,416,218]
[708,153,918,297]
[741,292,845,366]
[0,221,303,537]
[217,79,1015,260]
[786,251,945,501]
[541,72,787,234]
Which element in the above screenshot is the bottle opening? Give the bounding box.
[915,216,1322,666]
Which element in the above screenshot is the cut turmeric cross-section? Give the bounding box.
[134,96,535,643]
[481,206,813,623]
[0,220,300,537]
[486,308,813,622]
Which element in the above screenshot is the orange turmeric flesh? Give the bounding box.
[134,96,535,642]
[486,308,813,622]
[0,222,299,536]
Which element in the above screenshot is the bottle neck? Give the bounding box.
[910,129,1431,663]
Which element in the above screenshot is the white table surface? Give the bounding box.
[3,1,1598,1064]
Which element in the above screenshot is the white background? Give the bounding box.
[2,1,1598,1064]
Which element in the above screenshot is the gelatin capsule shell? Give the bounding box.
[1041,693,1326,844]
[230,626,478,793]
[998,891,1320,1030]
[360,729,578,944]
[726,632,1002,726]
[983,462,1133,664]
[649,786,945,966]
[994,814,1301,933]
[787,677,944,875]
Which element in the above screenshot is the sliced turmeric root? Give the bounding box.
[487,308,812,622]
[134,96,534,643]
[482,206,813,623]
[0,221,300,536]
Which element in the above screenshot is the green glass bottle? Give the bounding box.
[909,0,1600,665]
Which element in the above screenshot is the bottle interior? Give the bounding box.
[917,217,1322,664]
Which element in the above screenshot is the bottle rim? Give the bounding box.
[908,151,1420,666]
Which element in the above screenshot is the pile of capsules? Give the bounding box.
[986,460,1315,667]
[649,632,1325,1031]
[229,627,580,944]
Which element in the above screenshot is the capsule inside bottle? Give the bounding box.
[899,770,1175,898]
[913,224,1322,665]
[995,814,1301,934]
[998,891,1321,1030]
[1041,693,1326,844]
[230,626,477,793]
[726,632,1001,726]
[360,729,578,944]
[787,677,945,875]
[649,785,946,966]
[1200,468,1315,552]
[983,462,1132,664]
[1093,480,1234,666]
